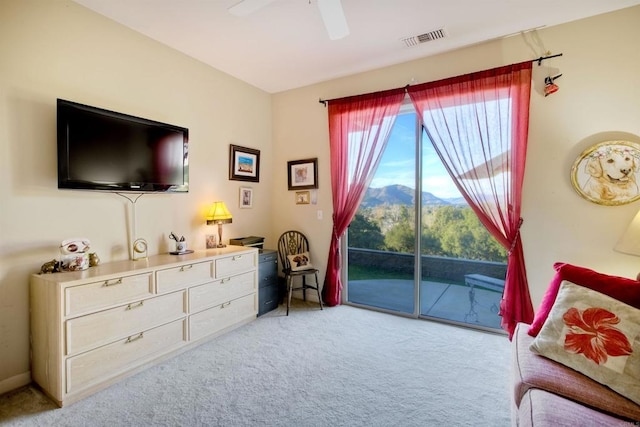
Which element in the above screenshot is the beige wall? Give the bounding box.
[0,0,272,392]
[272,6,640,322]
[2,0,640,395]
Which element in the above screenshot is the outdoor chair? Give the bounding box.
[277,230,324,315]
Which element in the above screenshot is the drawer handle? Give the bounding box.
[232,255,242,261]
[221,277,231,284]
[125,333,144,344]
[220,301,231,309]
[103,278,123,287]
[126,301,144,310]
[179,265,193,272]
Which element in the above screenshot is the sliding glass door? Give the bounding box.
[346,103,506,331]
[346,109,417,314]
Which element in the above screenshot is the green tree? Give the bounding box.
[462,209,507,261]
[385,222,414,253]
[348,213,385,250]
[420,226,442,256]
[350,203,507,262]
[430,206,506,262]
[430,205,464,239]
[383,205,414,253]
[439,219,475,258]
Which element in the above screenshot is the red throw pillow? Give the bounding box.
[527,262,640,337]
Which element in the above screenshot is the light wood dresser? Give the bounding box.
[30,246,258,407]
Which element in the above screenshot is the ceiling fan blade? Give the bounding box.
[228,0,278,17]
[317,0,350,40]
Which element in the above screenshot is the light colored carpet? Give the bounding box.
[0,301,511,426]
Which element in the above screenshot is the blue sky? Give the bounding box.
[370,112,462,199]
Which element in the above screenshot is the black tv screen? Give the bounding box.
[57,99,189,192]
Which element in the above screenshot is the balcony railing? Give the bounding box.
[348,248,507,282]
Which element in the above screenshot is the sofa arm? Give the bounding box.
[511,323,640,422]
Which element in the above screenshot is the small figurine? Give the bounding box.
[60,238,91,254]
[89,252,100,267]
[40,259,61,274]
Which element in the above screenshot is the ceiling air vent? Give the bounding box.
[402,28,447,47]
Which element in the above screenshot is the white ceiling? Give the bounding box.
[72,0,640,94]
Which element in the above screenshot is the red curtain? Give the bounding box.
[407,62,533,338]
[322,88,405,306]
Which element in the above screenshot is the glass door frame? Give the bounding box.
[343,101,423,319]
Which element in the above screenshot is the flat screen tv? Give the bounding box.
[57,98,189,192]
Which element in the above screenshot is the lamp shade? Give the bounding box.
[615,210,640,256]
[206,201,233,225]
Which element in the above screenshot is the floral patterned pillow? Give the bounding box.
[527,263,640,337]
[530,280,640,405]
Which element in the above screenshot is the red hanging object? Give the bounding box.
[544,82,559,96]
[544,75,562,97]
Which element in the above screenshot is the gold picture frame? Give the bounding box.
[570,140,640,206]
[295,191,310,205]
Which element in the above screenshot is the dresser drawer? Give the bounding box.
[189,271,256,314]
[156,261,212,294]
[65,273,153,318]
[66,291,186,356]
[215,253,255,278]
[66,319,186,394]
[189,293,256,341]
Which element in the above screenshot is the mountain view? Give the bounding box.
[361,185,466,208]
[352,184,506,262]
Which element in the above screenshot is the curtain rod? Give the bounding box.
[318,53,563,106]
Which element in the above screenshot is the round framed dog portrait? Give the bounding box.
[571,140,640,206]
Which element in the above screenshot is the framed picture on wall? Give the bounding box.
[570,140,640,206]
[229,144,260,182]
[239,187,253,208]
[295,190,310,205]
[288,158,318,190]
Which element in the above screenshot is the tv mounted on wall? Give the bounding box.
[57,99,189,193]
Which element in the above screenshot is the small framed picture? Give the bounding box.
[295,191,310,205]
[229,144,260,182]
[206,234,217,249]
[239,186,253,208]
[288,158,318,190]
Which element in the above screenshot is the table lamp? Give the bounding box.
[614,210,640,280]
[206,201,233,248]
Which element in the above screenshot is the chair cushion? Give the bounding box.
[287,252,313,271]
